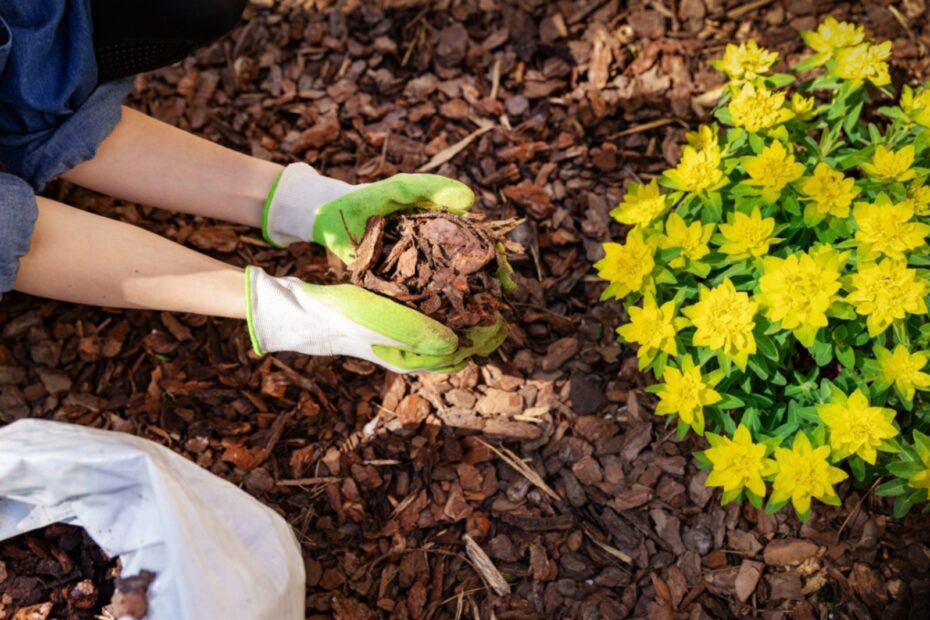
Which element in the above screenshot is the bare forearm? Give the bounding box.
[15,197,246,319]
[63,107,282,228]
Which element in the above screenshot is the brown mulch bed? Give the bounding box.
[3,1,930,618]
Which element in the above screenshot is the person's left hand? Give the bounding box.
[261,163,474,263]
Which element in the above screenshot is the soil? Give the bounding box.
[3,1,930,619]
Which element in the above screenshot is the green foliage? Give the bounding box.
[597,20,930,517]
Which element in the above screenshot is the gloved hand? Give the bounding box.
[245,267,507,373]
[262,163,475,263]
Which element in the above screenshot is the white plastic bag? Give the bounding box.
[0,419,305,619]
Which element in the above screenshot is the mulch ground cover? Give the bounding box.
[3,0,930,618]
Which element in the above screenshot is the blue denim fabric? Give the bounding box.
[0,173,37,292]
[0,0,130,293]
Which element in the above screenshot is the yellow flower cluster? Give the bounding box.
[705,425,847,516]
[802,17,890,85]
[847,260,928,337]
[712,40,780,82]
[861,145,916,182]
[742,141,804,203]
[664,143,726,194]
[728,83,792,133]
[654,355,721,435]
[757,249,845,347]
[597,18,930,518]
[901,85,930,128]
[800,163,858,220]
[595,228,655,300]
[853,194,930,260]
[684,279,758,370]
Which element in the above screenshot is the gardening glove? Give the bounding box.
[245,266,508,374]
[261,163,474,263]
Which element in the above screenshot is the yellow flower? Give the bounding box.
[817,389,898,465]
[718,207,779,259]
[758,250,845,347]
[654,355,721,435]
[907,431,930,491]
[800,163,859,219]
[901,85,930,128]
[853,194,930,259]
[790,93,817,120]
[713,39,779,81]
[742,140,805,203]
[861,144,916,183]
[685,125,718,151]
[683,278,758,370]
[657,212,714,269]
[874,344,930,402]
[610,179,667,227]
[595,228,655,300]
[847,259,929,336]
[770,432,848,516]
[901,180,930,217]
[617,295,687,366]
[705,425,775,498]
[833,41,892,86]
[664,145,727,194]
[728,83,793,133]
[802,17,865,55]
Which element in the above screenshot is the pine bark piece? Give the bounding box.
[462,534,511,596]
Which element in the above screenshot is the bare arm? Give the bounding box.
[14,197,246,318]
[63,107,283,228]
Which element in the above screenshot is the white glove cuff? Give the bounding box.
[262,163,355,247]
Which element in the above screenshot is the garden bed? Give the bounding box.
[3,1,930,618]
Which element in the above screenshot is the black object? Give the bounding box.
[89,0,247,82]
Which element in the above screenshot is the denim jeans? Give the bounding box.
[0,0,130,293]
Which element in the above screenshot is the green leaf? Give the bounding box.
[694,451,712,468]
[893,488,927,518]
[887,461,925,478]
[721,488,742,505]
[765,498,788,515]
[849,456,866,482]
[811,334,834,367]
[876,478,909,497]
[755,333,780,362]
[716,393,746,410]
[843,100,864,137]
[836,344,856,369]
[714,107,734,126]
[766,73,796,88]
[747,357,769,381]
[748,132,765,154]
[794,53,829,73]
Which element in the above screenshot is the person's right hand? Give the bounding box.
[245,267,507,373]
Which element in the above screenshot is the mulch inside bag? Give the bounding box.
[0,524,153,620]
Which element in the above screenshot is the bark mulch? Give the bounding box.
[3,1,930,618]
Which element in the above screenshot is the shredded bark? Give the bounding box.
[347,213,520,332]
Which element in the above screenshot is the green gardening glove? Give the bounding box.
[261,163,474,263]
[246,267,507,374]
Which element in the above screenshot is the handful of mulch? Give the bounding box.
[347,212,521,335]
[0,524,154,620]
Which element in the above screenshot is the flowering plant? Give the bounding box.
[597,18,930,520]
